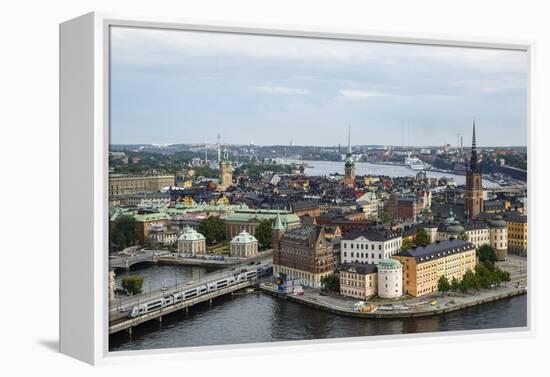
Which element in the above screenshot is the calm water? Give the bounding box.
[283,159,499,188]
[109,265,526,351]
[114,264,213,293]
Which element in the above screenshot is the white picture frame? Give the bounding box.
[59,11,535,365]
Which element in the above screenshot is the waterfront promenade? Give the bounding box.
[260,284,526,319]
[261,255,527,319]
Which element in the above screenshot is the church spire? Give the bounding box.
[348,125,351,154]
[469,118,478,172]
[273,210,285,230]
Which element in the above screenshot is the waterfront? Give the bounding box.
[109,264,527,351]
[283,159,500,188]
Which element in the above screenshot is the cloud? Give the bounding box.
[255,85,310,95]
[450,78,526,93]
[337,89,399,100]
[110,26,527,79]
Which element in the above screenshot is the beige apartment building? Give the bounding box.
[339,263,378,300]
[109,174,175,196]
[504,211,528,257]
[392,239,476,297]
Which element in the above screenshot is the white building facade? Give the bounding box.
[377,259,403,298]
[230,230,259,258]
[177,226,206,254]
[341,231,402,265]
[490,216,508,261]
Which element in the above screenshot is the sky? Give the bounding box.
[110,26,528,147]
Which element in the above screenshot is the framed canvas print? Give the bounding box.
[60,12,533,365]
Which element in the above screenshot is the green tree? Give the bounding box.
[255,219,273,250]
[499,269,511,287]
[458,279,468,296]
[112,232,127,251]
[437,275,451,297]
[401,238,413,251]
[122,274,143,295]
[414,228,430,246]
[450,277,460,293]
[110,215,138,250]
[475,264,493,289]
[193,166,219,178]
[459,232,469,241]
[320,274,340,292]
[379,211,393,223]
[198,216,226,245]
[462,269,476,293]
[477,244,497,267]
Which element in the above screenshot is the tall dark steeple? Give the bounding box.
[465,118,483,219]
[469,119,480,172]
[343,126,355,187]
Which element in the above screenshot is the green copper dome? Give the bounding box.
[178,226,206,241]
[490,215,507,228]
[230,230,258,244]
[378,259,403,270]
[446,220,465,234]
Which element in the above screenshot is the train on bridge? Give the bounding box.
[127,266,272,318]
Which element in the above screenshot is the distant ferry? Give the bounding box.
[405,156,426,170]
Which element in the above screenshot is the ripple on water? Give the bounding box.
[109,291,527,352]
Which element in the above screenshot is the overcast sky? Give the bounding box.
[110,26,528,147]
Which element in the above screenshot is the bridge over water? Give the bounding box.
[109,259,273,335]
[109,281,255,335]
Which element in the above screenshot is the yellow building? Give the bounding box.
[179,195,197,206]
[392,239,476,297]
[504,211,528,256]
[219,148,233,191]
[216,196,230,205]
[339,263,378,300]
[364,176,380,186]
[109,174,175,196]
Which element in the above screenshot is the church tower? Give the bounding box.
[465,120,484,219]
[219,147,233,191]
[272,211,286,276]
[343,126,355,187]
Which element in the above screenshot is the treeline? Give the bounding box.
[438,245,511,296]
[197,217,273,250]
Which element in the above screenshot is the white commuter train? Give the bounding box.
[128,268,260,318]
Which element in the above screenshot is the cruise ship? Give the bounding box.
[405,156,426,170]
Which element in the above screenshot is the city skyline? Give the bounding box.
[110,27,528,147]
